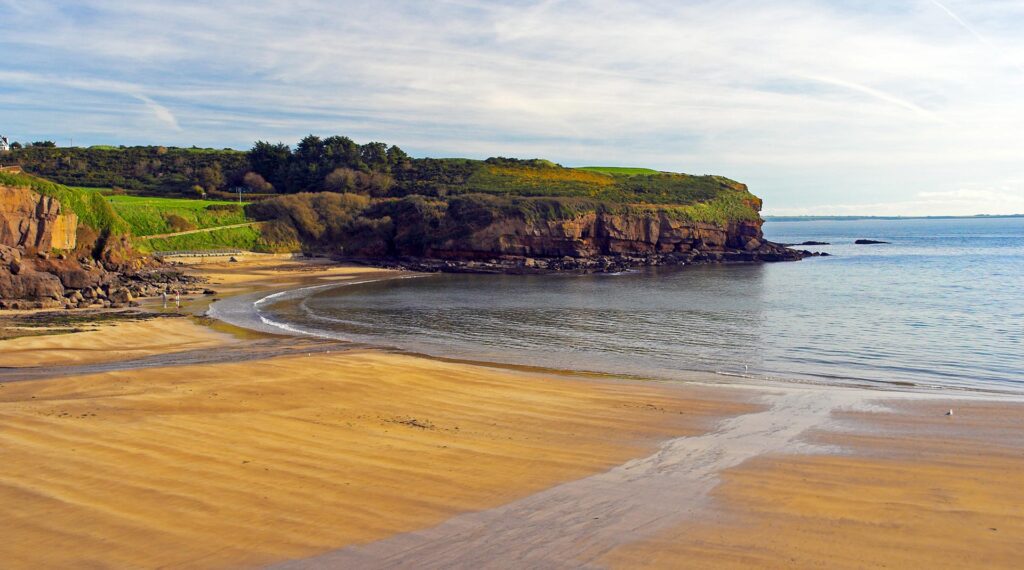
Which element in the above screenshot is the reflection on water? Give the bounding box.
[260,217,1024,394]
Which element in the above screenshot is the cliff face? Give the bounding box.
[0,186,110,308]
[250,189,812,273]
[421,212,765,260]
[0,186,78,251]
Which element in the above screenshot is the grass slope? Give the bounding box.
[450,162,761,224]
[106,195,247,236]
[1,173,261,252]
[0,171,130,235]
[575,166,662,175]
[136,225,262,253]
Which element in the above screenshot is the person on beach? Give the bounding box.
[162,290,168,309]
[175,291,181,310]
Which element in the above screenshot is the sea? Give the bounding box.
[227,217,1024,395]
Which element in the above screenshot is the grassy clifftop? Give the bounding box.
[2,140,762,223]
[399,159,761,225]
[0,171,130,235]
[4,137,768,255]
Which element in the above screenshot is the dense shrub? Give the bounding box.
[4,146,248,194]
[163,213,196,233]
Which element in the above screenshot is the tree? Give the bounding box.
[387,145,410,169]
[248,141,291,190]
[10,142,22,150]
[29,141,57,148]
[197,164,224,192]
[323,136,363,171]
[285,135,328,192]
[360,142,389,172]
[243,171,274,193]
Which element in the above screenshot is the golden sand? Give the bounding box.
[0,349,749,569]
[0,317,234,368]
[179,254,385,292]
[606,398,1024,569]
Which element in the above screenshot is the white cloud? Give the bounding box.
[1,0,1023,215]
[767,187,1024,217]
[131,95,182,131]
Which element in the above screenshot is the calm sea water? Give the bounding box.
[257,217,1024,394]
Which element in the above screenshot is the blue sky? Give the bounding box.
[2,0,1023,215]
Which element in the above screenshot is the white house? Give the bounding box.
[0,136,9,152]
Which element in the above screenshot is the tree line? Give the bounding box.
[246,135,411,195]
[0,135,416,197]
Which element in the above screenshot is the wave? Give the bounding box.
[209,273,430,341]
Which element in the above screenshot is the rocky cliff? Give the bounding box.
[405,211,805,272]
[423,212,766,259]
[0,186,78,251]
[0,184,183,309]
[251,190,813,273]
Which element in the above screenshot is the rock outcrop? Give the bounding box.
[371,210,813,273]
[419,212,769,260]
[0,243,202,310]
[0,245,65,304]
[0,184,194,309]
[0,186,78,251]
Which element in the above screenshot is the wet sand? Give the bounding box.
[0,317,235,368]
[606,398,1024,569]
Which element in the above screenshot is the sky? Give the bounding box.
[1,0,1023,216]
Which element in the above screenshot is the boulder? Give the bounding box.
[53,266,109,290]
[0,244,22,266]
[108,287,133,304]
[0,268,64,301]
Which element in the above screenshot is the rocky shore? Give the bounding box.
[0,178,209,310]
[0,244,205,310]
[360,240,820,274]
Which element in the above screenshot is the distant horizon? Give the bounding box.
[763,213,1024,220]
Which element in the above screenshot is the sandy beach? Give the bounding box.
[606,399,1024,569]
[2,256,1022,569]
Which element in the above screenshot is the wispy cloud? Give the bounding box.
[928,0,1024,75]
[0,0,1022,214]
[131,95,181,131]
[802,75,942,122]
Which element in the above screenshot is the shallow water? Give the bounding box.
[255,217,1024,394]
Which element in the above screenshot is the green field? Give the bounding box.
[575,166,663,175]
[56,186,261,251]
[105,195,248,236]
[136,225,263,253]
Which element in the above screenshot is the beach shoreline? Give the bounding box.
[2,256,1022,569]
